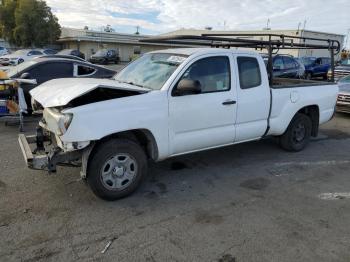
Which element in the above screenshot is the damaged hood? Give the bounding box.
[30,78,149,108]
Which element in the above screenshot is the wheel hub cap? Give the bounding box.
[100,153,138,190]
[112,166,124,177]
[293,123,306,143]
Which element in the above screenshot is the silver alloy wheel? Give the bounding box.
[100,153,138,190]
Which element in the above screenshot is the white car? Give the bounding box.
[0,49,44,66]
[20,48,338,200]
[0,46,9,56]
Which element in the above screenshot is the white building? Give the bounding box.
[58,28,187,62]
[58,27,345,61]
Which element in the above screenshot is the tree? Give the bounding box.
[0,0,17,43]
[0,0,61,47]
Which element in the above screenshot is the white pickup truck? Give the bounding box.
[19,48,338,200]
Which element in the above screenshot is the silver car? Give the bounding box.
[337,75,350,113]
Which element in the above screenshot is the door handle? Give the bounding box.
[222,100,236,105]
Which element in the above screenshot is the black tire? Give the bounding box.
[280,113,312,152]
[18,59,24,64]
[87,139,147,200]
[305,72,312,80]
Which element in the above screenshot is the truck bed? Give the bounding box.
[267,80,338,137]
[271,78,335,89]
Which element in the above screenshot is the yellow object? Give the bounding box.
[0,70,9,90]
[0,70,8,80]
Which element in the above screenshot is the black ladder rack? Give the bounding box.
[140,33,341,84]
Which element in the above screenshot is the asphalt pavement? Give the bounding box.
[0,113,350,262]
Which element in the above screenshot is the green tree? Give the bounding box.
[0,0,61,47]
[0,0,17,44]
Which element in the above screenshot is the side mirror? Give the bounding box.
[175,79,201,96]
[20,72,31,79]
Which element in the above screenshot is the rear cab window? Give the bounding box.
[237,57,261,89]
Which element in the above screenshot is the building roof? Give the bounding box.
[149,47,258,56]
[162,28,345,38]
[59,27,188,47]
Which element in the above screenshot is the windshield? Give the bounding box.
[94,49,108,56]
[6,60,37,78]
[339,75,350,83]
[340,59,350,66]
[301,57,316,66]
[58,49,72,55]
[339,83,350,92]
[114,53,188,90]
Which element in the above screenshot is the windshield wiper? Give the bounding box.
[125,81,144,88]
[116,80,151,90]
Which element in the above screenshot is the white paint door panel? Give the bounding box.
[169,55,237,155]
[169,92,236,154]
[234,55,271,141]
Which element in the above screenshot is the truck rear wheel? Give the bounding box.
[280,113,312,152]
[87,139,147,200]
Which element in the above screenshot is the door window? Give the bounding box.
[283,57,297,69]
[27,62,73,82]
[273,57,284,70]
[75,64,96,76]
[315,58,322,65]
[175,56,230,94]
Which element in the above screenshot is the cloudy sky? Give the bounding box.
[46,0,349,44]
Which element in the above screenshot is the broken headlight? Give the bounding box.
[43,108,73,136]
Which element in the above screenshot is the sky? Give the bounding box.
[46,0,350,46]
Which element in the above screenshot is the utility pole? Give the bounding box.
[263,19,271,30]
[344,28,350,50]
[135,26,140,35]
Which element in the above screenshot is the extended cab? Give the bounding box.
[19,48,338,200]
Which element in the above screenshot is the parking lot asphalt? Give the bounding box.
[1,113,350,262]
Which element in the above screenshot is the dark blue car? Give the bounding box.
[301,57,330,80]
[262,54,305,79]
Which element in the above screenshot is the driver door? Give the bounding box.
[168,55,237,155]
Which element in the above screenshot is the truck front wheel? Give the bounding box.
[87,139,147,200]
[280,113,312,152]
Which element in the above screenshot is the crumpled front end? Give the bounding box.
[18,107,91,172]
[18,127,84,172]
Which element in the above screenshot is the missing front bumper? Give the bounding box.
[18,133,82,172]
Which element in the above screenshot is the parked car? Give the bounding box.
[328,58,350,82]
[21,48,338,200]
[336,75,350,113]
[262,54,305,78]
[90,49,120,64]
[301,57,330,80]
[6,57,116,112]
[41,48,58,55]
[0,46,10,56]
[58,49,85,60]
[0,49,44,65]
